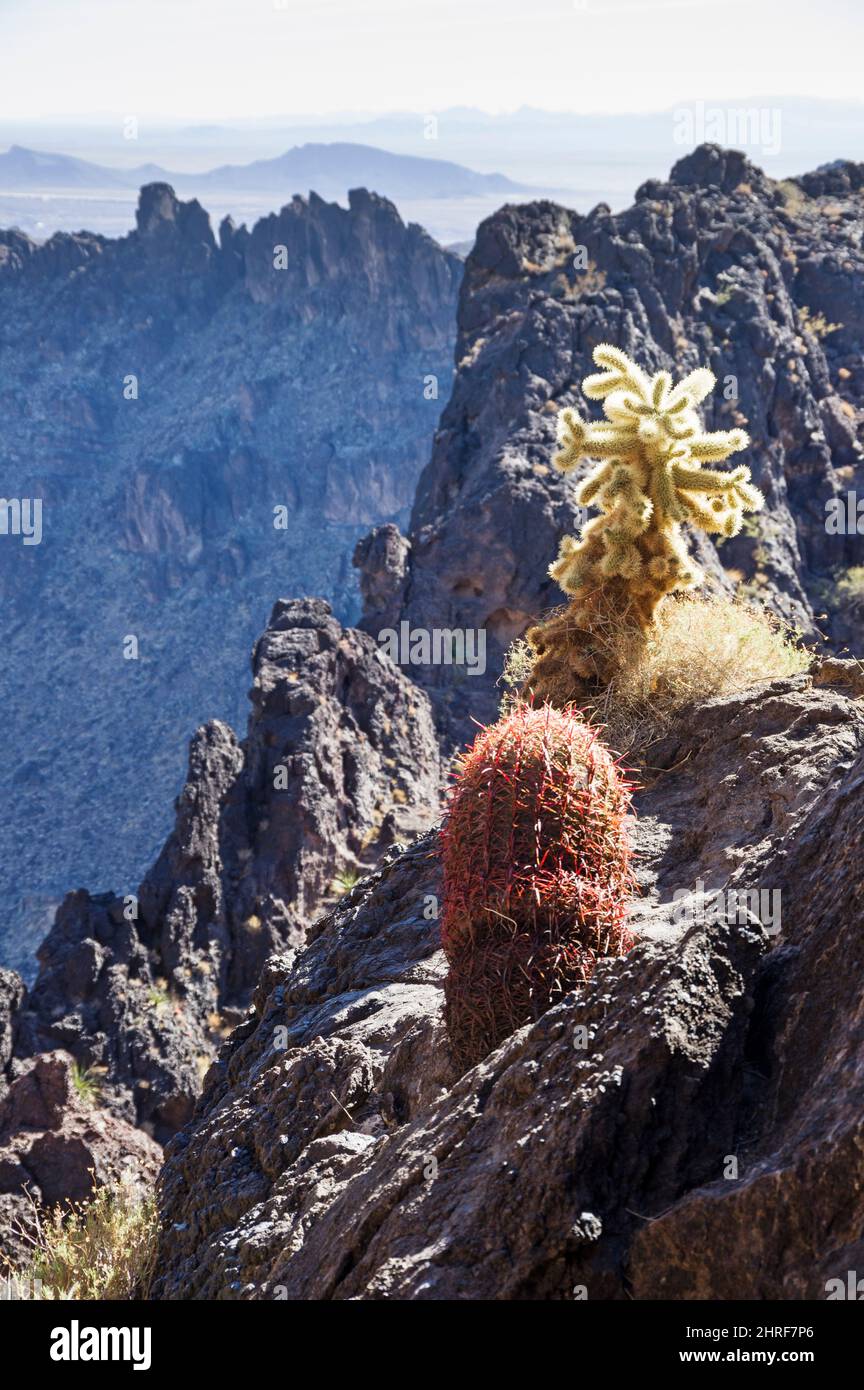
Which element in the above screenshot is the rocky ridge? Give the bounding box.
[0,595,440,1251]
[356,144,864,738]
[0,182,460,972]
[151,666,864,1298]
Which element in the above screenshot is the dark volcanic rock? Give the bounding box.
[0,1051,161,1267]
[0,969,25,1102]
[152,832,447,1298]
[356,144,864,740]
[16,886,220,1141]
[0,182,460,974]
[14,598,441,1141]
[352,523,411,637]
[151,668,864,1299]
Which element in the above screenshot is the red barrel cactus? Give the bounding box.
[441,703,635,1070]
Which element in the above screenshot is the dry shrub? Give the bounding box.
[503,593,809,758]
[1,1173,157,1300]
[837,566,864,609]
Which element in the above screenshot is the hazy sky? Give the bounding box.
[1,0,861,120]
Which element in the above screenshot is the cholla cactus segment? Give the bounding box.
[549,345,764,615]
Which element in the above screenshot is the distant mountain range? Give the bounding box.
[5,97,864,188]
[5,97,864,246]
[0,141,532,202]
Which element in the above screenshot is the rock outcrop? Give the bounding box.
[10,599,441,1143]
[356,144,864,739]
[0,1052,161,1267]
[0,182,460,975]
[151,666,864,1299]
[0,969,25,1104]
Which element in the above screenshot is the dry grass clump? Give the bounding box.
[502,593,809,758]
[1,1173,157,1300]
[837,565,864,608]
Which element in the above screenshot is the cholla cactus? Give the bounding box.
[548,344,763,628]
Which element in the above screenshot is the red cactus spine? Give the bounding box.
[441,703,635,1070]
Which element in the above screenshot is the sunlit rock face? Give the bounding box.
[356,145,864,742]
[152,672,864,1300]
